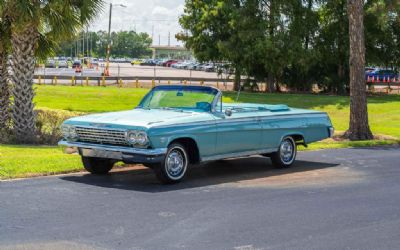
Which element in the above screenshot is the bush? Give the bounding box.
[0,109,84,145]
[35,109,84,145]
[0,129,13,144]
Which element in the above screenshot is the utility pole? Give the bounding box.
[90,32,93,58]
[86,26,89,59]
[82,32,85,58]
[151,24,154,45]
[105,3,113,76]
[168,32,170,47]
[104,3,127,76]
[158,34,161,46]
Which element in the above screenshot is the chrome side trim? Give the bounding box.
[58,140,167,156]
[152,113,328,129]
[201,148,277,162]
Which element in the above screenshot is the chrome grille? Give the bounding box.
[76,127,128,146]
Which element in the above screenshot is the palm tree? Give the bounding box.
[3,0,104,143]
[0,6,11,130]
[345,0,373,140]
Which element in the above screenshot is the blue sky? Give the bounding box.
[91,0,185,46]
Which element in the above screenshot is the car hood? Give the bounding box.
[64,109,204,129]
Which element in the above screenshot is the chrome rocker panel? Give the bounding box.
[58,140,167,164]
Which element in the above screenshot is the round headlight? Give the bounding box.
[61,124,78,141]
[126,131,137,144]
[61,125,70,137]
[69,126,77,139]
[136,132,148,145]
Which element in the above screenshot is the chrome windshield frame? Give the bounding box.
[137,85,222,113]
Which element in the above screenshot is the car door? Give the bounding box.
[213,110,262,155]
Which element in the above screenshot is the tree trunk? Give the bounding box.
[10,25,39,143]
[234,67,241,91]
[304,0,313,50]
[344,0,373,140]
[0,51,10,130]
[266,73,276,93]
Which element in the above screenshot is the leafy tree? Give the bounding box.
[365,0,400,69]
[178,1,230,86]
[2,0,104,143]
[56,30,152,59]
[179,0,399,94]
[110,31,152,58]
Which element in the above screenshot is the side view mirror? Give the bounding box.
[225,108,232,117]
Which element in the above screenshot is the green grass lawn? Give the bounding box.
[1,85,399,179]
[0,145,82,179]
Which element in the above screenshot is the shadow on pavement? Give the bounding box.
[60,156,339,192]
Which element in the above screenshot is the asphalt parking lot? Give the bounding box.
[1,146,400,250]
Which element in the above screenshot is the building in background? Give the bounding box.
[150,45,193,60]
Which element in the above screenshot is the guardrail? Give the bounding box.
[367,80,400,94]
[33,74,238,90]
[33,74,400,94]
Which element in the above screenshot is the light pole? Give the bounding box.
[104,3,127,76]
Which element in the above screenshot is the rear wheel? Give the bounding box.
[270,136,297,168]
[153,143,189,184]
[82,157,114,175]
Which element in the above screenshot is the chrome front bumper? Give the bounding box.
[58,140,167,164]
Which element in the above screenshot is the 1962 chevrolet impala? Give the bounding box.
[59,85,334,184]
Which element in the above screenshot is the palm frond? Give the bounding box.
[35,32,58,60]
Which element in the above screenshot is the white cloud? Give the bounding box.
[89,0,185,46]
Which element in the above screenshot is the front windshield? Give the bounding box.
[139,86,218,111]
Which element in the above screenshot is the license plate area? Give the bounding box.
[81,148,123,160]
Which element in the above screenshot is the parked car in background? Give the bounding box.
[171,61,184,69]
[157,59,168,66]
[176,61,195,69]
[163,60,178,67]
[366,69,398,81]
[187,62,199,70]
[58,60,68,68]
[91,58,99,67]
[201,63,215,72]
[140,59,157,66]
[365,67,376,73]
[45,59,56,68]
[131,59,142,65]
[59,85,334,184]
[72,60,81,69]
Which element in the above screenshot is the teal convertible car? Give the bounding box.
[59,85,334,184]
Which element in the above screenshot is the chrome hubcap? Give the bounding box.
[166,149,185,178]
[280,139,294,163]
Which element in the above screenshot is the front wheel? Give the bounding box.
[270,136,297,168]
[153,143,189,184]
[82,157,114,175]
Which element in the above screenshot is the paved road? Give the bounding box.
[1,147,400,250]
